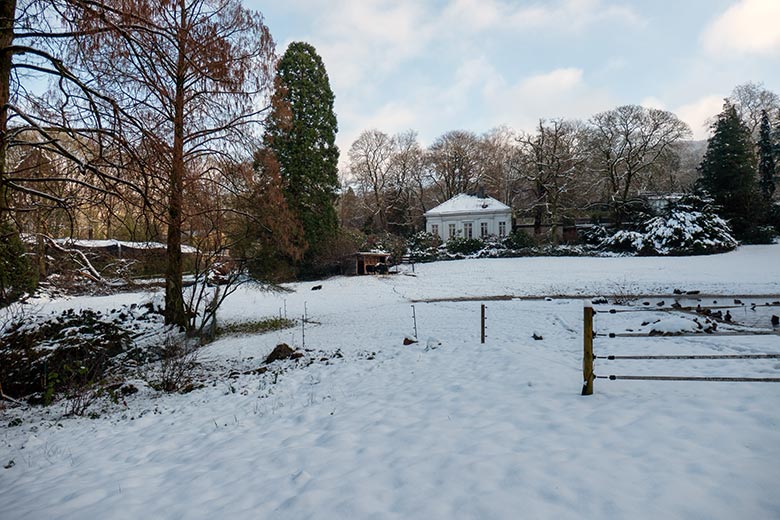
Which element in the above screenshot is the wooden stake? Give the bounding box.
[481,304,486,344]
[301,314,306,349]
[411,305,418,339]
[582,304,594,395]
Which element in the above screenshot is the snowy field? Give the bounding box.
[2,245,780,519]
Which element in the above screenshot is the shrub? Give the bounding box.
[0,221,36,307]
[578,225,610,246]
[601,230,645,253]
[406,231,441,262]
[739,225,777,245]
[0,309,133,400]
[0,304,166,402]
[147,336,199,393]
[445,237,484,255]
[641,209,737,254]
[502,229,535,250]
[600,194,738,255]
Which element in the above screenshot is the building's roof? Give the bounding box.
[424,194,511,217]
[49,238,199,254]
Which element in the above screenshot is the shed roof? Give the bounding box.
[424,194,511,217]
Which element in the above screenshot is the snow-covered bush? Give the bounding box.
[578,225,611,246]
[641,208,737,255]
[406,231,441,262]
[601,230,645,253]
[445,237,484,256]
[0,304,168,404]
[502,229,535,250]
[600,195,738,255]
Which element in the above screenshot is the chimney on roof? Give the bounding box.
[477,186,486,198]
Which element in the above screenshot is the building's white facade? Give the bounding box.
[424,194,512,240]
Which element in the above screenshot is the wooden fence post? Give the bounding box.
[481,304,486,344]
[582,303,594,395]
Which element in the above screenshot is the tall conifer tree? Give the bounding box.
[698,102,758,237]
[265,42,339,275]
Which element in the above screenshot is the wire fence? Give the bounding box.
[582,302,780,395]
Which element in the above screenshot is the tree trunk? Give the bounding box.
[165,5,187,328]
[0,0,16,218]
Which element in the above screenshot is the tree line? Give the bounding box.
[343,82,779,242]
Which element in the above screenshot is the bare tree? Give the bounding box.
[427,130,484,203]
[1,1,146,224]
[387,130,426,233]
[481,126,519,206]
[348,129,395,232]
[728,82,780,138]
[589,105,691,226]
[69,0,276,327]
[515,119,590,241]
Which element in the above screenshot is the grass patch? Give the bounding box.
[217,317,296,337]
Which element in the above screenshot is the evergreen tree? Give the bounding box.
[757,110,776,203]
[697,102,758,237]
[0,219,36,307]
[265,42,339,275]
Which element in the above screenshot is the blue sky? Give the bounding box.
[249,0,780,154]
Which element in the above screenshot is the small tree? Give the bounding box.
[697,102,758,238]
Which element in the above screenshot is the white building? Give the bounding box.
[424,193,512,240]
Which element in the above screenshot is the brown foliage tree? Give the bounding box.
[68,0,276,327]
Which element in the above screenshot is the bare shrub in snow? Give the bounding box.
[148,337,199,393]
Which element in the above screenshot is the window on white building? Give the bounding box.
[463,222,473,239]
[498,221,506,237]
[448,223,456,239]
[431,224,439,237]
[480,222,489,238]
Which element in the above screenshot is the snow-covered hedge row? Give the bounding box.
[407,231,588,261]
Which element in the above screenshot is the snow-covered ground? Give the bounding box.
[2,245,780,519]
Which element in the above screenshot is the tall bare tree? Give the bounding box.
[348,129,395,232]
[728,82,780,138]
[1,1,142,221]
[516,119,590,240]
[387,130,425,234]
[590,105,691,226]
[481,126,519,206]
[69,0,276,327]
[427,130,484,203]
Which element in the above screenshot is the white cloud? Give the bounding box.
[516,68,584,97]
[441,0,641,34]
[279,0,434,93]
[702,0,780,56]
[674,95,725,140]
[640,97,667,110]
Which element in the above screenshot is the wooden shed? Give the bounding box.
[354,251,392,275]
